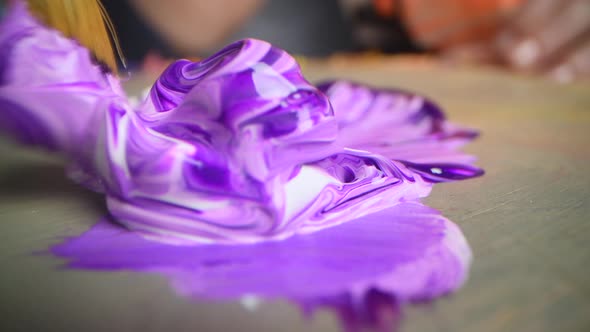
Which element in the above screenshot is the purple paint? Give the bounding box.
[0,2,483,245]
[1,2,484,330]
[52,202,470,331]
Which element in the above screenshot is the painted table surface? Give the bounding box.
[1,60,589,332]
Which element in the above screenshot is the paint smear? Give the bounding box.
[52,202,470,331]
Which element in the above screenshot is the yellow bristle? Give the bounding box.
[27,0,125,73]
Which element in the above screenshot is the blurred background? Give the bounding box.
[99,0,590,83]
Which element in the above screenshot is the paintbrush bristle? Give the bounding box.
[27,0,124,73]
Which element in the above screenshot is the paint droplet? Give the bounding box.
[430,167,442,174]
[240,294,260,311]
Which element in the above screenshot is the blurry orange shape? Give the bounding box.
[373,0,397,18]
[401,0,525,50]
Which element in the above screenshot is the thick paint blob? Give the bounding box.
[0,2,482,245]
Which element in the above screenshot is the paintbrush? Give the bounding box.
[26,0,125,73]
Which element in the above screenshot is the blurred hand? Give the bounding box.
[441,0,590,82]
[495,0,590,82]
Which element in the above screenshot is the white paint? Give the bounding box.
[431,167,442,175]
[282,166,338,222]
[251,62,296,99]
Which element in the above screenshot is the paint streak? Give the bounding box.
[52,202,470,331]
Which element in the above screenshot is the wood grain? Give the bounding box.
[1,63,589,332]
